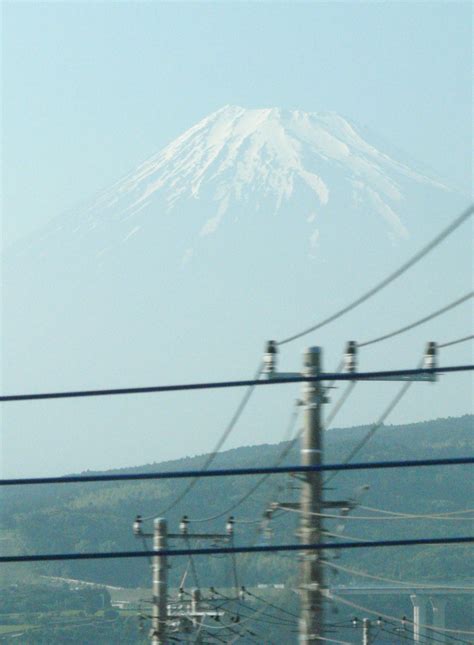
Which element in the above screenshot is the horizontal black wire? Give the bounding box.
[1,456,472,487]
[1,365,472,403]
[2,536,473,564]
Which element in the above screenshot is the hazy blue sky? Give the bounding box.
[3,1,472,244]
[2,2,472,477]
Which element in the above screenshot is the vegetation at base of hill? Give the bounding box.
[0,583,111,614]
[0,415,472,642]
[0,584,143,644]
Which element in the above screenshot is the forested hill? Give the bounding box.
[1,415,472,590]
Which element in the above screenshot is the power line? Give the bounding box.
[323,349,449,485]
[323,559,474,590]
[277,204,473,345]
[378,619,472,645]
[146,361,263,519]
[184,537,200,590]
[324,374,414,485]
[1,364,473,403]
[357,292,473,348]
[242,589,300,621]
[209,590,297,627]
[377,624,461,645]
[198,603,269,632]
[223,607,278,644]
[326,591,474,637]
[2,456,472,487]
[358,505,474,519]
[313,637,352,644]
[2,536,473,564]
[439,334,474,349]
[298,507,474,521]
[225,599,296,628]
[184,380,362,525]
[183,402,301,524]
[276,506,373,542]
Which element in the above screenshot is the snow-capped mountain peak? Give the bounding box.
[84,105,446,243]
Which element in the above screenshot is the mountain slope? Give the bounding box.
[79,105,446,236]
[2,106,470,479]
[2,415,472,588]
[13,105,452,266]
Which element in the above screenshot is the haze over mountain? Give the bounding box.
[13,105,451,266]
[2,106,471,477]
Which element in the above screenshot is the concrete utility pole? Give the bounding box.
[411,594,428,644]
[191,588,203,643]
[362,618,372,645]
[300,346,326,642]
[263,340,439,644]
[133,515,231,641]
[152,518,168,645]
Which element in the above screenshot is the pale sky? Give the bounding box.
[3,1,472,245]
[1,1,473,477]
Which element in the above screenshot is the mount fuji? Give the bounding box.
[14,105,451,268]
[3,106,469,477]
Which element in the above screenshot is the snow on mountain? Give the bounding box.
[63,105,448,254]
[3,105,467,476]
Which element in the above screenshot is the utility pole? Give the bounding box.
[191,588,203,643]
[300,347,326,642]
[133,515,231,641]
[362,618,372,645]
[152,518,168,645]
[263,340,438,643]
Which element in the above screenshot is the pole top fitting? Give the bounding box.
[303,346,322,369]
[423,341,437,380]
[263,340,278,377]
[133,515,143,536]
[345,341,358,373]
[179,515,189,535]
[226,516,235,535]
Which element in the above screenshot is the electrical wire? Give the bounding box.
[185,373,356,526]
[378,621,469,645]
[392,618,471,645]
[2,456,472,488]
[357,292,473,348]
[242,588,300,620]
[277,204,473,345]
[2,365,472,403]
[144,361,263,520]
[224,606,277,644]
[199,603,269,632]
[209,590,296,627]
[322,559,474,591]
[297,509,474,522]
[313,637,352,644]
[184,537,201,590]
[326,591,474,636]
[359,505,474,519]
[324,359,419,486]
[378,625,422,644]
[229,603,296,628]
[247,381,356,524]
[4,536,473,564]
[439,334,474,349]
[275,505,372,542]
[184,402,301,524]
[178,560,191,590]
